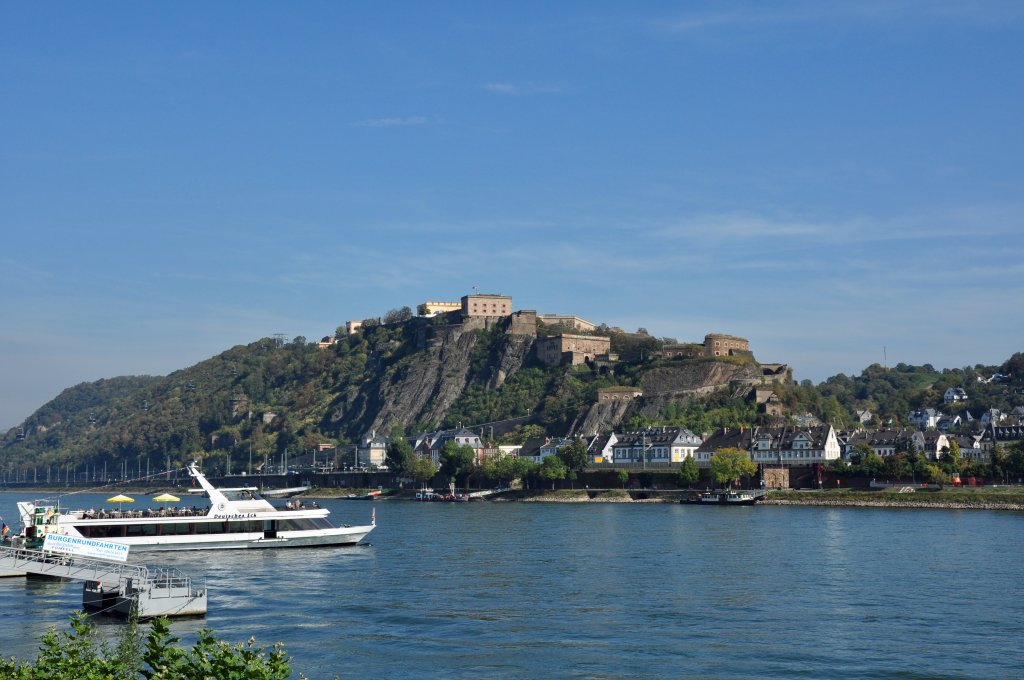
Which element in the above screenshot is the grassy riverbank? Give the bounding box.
[761,486,1024,510]
[10,484,1022,511]
[369,486,1024,510]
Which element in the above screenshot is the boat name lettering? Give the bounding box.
[214,513,257,519]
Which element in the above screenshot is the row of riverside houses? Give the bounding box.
[907,406,1024,432]
[356,427,493,469]
[357,421,1024,472]
[515,427,705,466]
[356,426,704,470]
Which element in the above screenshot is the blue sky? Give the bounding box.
[2,1,1023,428]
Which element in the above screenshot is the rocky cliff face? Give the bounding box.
[327,319,535,437]
[639,361,760,397]
[576,399,634,437]
[575,360,763,435]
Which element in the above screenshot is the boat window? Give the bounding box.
[222,489,262,501]
[81,524,126,538]
[227,520,261,533]
[277,518,322,531]
[161,522,196,535]
[124,524,159,537]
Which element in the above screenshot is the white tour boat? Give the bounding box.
[690,489,765,505]
[15,463,375,552]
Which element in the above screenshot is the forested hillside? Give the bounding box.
[1,307,1020,481]
[0,315,722,475]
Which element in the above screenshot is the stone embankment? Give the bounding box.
[302,489,1024,510]
[761,497,1024,511]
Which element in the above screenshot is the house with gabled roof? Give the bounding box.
[944,387,968,404]
[980,409,1006,426]
[840,428,907,458]
[693,427,754,467]
[749,425,841,466]
[911,431,949,460]
[357,431,389,469]
[407,427,485,466]
[948,434,985,461]
[610,426,701,465]
[979,424,1024,452]
[584,433,618,463]
[538,437,570,462]
[936,414,962,433]
[517,436,547,463]
[908,408,942,430]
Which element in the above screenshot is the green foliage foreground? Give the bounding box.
[0,612,298,680]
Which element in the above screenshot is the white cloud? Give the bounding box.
[484,82,564,96]
[352,116,430,128]
[485,82,519,95]
[658,0,1024,34]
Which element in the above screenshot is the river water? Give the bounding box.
[1,493,1022,679]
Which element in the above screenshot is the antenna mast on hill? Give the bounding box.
[884,345,887,370]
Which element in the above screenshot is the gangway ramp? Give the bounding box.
[0,545,207,618]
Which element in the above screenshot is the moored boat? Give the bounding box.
[14,463,375,552]
[687,489,765,505]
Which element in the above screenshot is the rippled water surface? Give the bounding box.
[1,494,1022,679]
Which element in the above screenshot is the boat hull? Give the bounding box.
[62,525,374,552]
[16,462,376,553]
[686,490,764,505]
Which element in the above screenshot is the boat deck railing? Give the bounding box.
[0,545,201,592]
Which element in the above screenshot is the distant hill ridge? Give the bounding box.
[2,300,1021,475]
[0,303,774,470]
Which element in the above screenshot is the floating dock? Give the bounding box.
[0,545,207,618]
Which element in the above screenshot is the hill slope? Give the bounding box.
[1,315,769,473]
[4,311,1018,479]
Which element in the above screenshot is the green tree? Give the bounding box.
[515,424,546,443]
[710,447,757,488]
[617,469,629,489]
[557,438,591,484]
[827,458,851,476]
[922,463,947,485]
[409,455,437,488]
[1007,441,1024,481]
[0,613,291,680]
[538,455,567,489]
[859,452,885,478]
[907,451,926,482]
[989,444,1007,483]
[382,306,413,324]
[384,438,414,475]
[848,442,873,466]
[439,441,476,489]
[485,454,530,488]
[945,439,962,470]
[884,453,912,481]
[677,457,699,488]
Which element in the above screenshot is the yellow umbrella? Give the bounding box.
[107,494,134,513]
[152,493,180,503]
